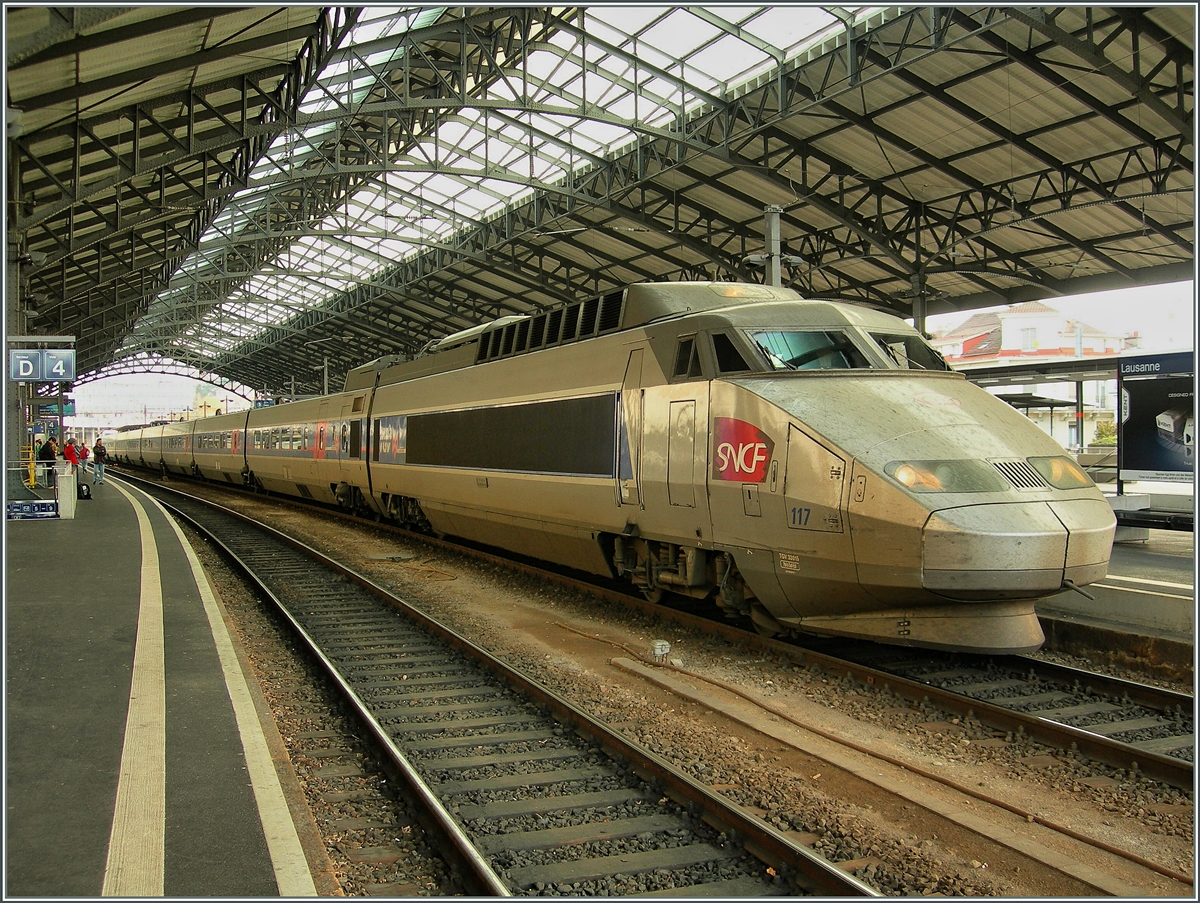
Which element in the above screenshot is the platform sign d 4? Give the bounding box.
[8,348,74,382]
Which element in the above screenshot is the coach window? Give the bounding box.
[672,336,704,381]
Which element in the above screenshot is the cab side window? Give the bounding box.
[712,332,752,374]
[672,336,703,380]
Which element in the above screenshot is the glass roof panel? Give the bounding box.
[141,6,861,364]
[643,15,720,62]
[741,7,843,51]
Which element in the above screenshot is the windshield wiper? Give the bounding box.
[756,342,797,370]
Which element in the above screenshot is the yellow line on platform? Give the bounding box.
[1093,582,1194,601]
[102,483,165,896]
[1103,573,1193,591]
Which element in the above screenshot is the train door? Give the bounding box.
[616,349,644,507]
[637,382,712,544]
[336,394,377,512]
[773,425,861,611]
[667,401,696,506]
[781,425,844,533]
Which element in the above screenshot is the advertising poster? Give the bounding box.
[1118,351,1194,483]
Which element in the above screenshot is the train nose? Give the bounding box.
[921,499,1115,600]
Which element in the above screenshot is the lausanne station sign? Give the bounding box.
[1118,350,1194,483]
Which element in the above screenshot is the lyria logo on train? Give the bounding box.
[712,417,774,482]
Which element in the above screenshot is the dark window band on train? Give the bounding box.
[402,394,618,477]
[673,336,703,380]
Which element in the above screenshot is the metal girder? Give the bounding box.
[12,6,1193,392]
[16,62,297,230]
[34,6,994,383]
[196,4,1192,387]
[74,356,254,395]
[17,19,322,112]
[10,8,255,72]
[1004,7,1193,141]
[18,8,364,376]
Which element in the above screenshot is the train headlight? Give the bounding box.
[1029,455,1093,489]
[885,459,1007,493]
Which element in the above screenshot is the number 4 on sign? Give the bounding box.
[43,350,75,382]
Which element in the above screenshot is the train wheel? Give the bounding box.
[641,586,666,604]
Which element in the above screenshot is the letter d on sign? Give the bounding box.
[9,350,42,381]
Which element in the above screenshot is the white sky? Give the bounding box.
[70,375,252,427]
[70,279,1194,430]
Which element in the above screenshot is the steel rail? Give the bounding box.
[154,492,510,896]
[999,655,1194,712]
[132,475,878,897]
[121,470,1194,791]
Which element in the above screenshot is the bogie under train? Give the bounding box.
[110,282,1115,653]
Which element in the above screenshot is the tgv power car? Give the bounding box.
[110,282,1116,653]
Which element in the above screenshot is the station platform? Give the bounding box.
[5,472,329,897]
[1037,526,1194,679]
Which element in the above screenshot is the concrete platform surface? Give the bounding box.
[5,474,316,897]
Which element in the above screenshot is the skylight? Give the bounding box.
[135,6,859,363]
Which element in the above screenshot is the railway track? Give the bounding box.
[132,477,876,897]
[792,640,1194,790]
[131,466,1194,792]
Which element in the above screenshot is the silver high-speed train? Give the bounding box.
[111,282,1116,653]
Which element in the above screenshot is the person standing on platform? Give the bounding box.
[78,441,89,477]
[62,437,80,474]
[37,437,57,487]
[92,438,108,485]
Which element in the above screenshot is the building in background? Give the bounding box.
[930,301,1130,450]
[931,300,1130,365]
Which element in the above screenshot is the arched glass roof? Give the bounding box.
[138,5,859,364]
[11,6,1191,393]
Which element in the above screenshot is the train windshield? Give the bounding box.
[868,332,950,371]
[749,330,871,370]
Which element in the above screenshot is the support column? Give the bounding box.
[910,273,927,335]
[763,205,783,287]
[7,244,25,469]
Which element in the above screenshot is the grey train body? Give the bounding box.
[110,282,1115,653]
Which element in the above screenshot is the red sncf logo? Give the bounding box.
[712,417,774,482]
